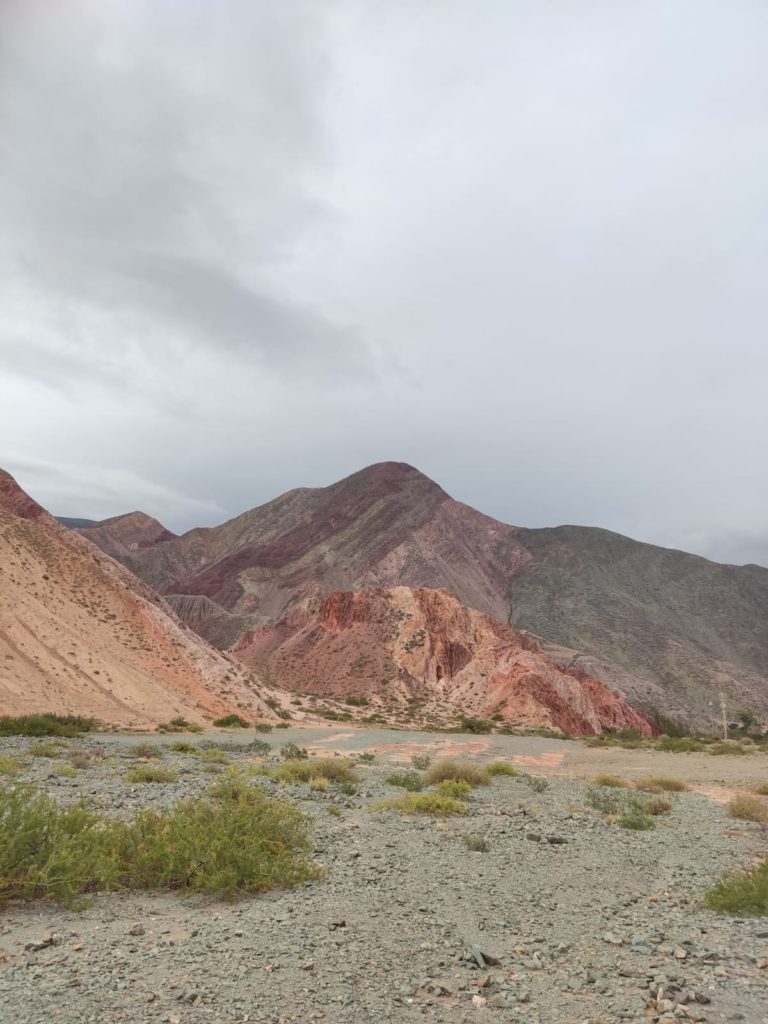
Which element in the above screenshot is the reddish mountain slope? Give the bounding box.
[0,470,276,728]
[76,511,177,560]
[236,586,656,736]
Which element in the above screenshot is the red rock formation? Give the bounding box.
[236,586,657,736]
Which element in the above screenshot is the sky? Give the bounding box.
[1,0,767,566]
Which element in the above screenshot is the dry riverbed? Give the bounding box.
[0,729,766,1024]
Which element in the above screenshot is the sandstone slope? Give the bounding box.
[0,470,275,728]
[235,586,656,736]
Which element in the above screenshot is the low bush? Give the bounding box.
[357,752,376,763]
[273,758,356,785]
[280,743,308,761]
[254,722,273,733]
[27,741,67,758]
[458,716,493,734]
[635,775,688,793]
[124,766,179,784]
[435,779,472,799]
[587,787,656,829]
[486,761,518,777]
[708,741,748,756]
[53,764,77,778]
[656,736,705,753]
[69,751,91,770]
[200,747,230,766]
[337,781,358,796]
[169,741,198,754]
[0,756,22,776]
[129,743,163,760]
[526,776,550,793]
[326,804,342,816]
[593,773,630,788]
[385,772,423,792]
[372,793,466,817]
[425,760,489,788]
[752,783,768,796]
[462,834,489,852]
[728,794,768,823]
[212,714,250,728]
[617,800,656,831]
[705,861,768,916]
[0,714,97,738]
[309,776,329,791]
[0,780,320,907]
[645,795,673,815]
[410,754,431,770]
[249,739,271,757]
[156,717,203,734]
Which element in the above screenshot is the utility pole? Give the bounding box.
[719,691,728,741]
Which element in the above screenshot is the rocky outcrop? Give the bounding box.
[236,586,657,736]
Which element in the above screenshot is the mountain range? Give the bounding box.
[2,460,764,731]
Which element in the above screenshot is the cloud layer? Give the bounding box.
[2,1,767,564]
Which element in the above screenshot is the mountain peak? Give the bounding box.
[333,461,448,497]
[0,469,50,521]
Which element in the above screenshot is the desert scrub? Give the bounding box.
[273,758,356,785]
[69,751,92,770]
[156,717,203,734]
[486,761,518,777]
[309,776,329,791]
[129,743,164,760]
[526,776,549,793]
[593,773,630,788]
[708,741,748,756]
[434,779,472,799]
[410,754,431,770]
[26,741,68,758]
[372,793,466,817]
[326,804,342,817]
[645,795,673,815]
[212,714,250,728]
[169,740,198,754]
[124,766,179,784]
[462,834,489,852]
[0,713,97,738]
[53,763,77,778]
[280,743,308,761]
[635,775,688,793]
[426,759,489,788]
[385,771,423,792]
[586,787,656,828]
[727,794,768,823]
[0,782,319,908]
[199,747,230,766]
[0,756,22,776]
[752,783,768,796]
[249,739,271,757]
[705,861,768,916]
[357,751,376,763]
[253,722,273,733]
[655,736,705,753]
[618,801,655,830]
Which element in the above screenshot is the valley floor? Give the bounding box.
[0,729,766,1024]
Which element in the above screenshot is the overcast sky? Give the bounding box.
[2,0,767,566]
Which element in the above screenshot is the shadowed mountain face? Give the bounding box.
[67,462,768,726]
[0,471,273,728]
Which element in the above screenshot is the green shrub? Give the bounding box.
[69,751,91,770]
[129,743,163,760]
[0,756,23,775]
[709,741,748,756]
[280,743,308,761]
[435,779,472,799]
[249,739,271,757]
[526,776,550,793]
[752,783,768,796]
[27,741,68,758]
[169,741,198,754]
[425,760,489,788]
[345,696,368,707]
[274,722,290,729]
[705,861,768,916]
[385,771,423,792]
[273,758,356,785]
[410,754,431,770]
[53,764,77,778]
[326,804,342,816]
[586,787,624,815]
[458,716,493,734]
[372,793,466,817]
[486,761,518,777]
[200,747,230,766]
[357,752,376,763]
[212,714,249,728]
[124,766,179,784]
[0,714,97,737]
[254,722,273,733]
[656,736,705,753]
[645,795,673,815]
[462,834,489,852]
[156,717,203,734]
[587,787,655,829]
[618,800,655,831]
[728,794,768,823]
[337,782,358,796]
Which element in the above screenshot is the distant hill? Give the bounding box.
[70,462,768,727]
[56,516,98,529]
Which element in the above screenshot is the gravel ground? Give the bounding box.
[0,732,766,1024]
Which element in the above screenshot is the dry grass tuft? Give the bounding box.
[728,794,768,823]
